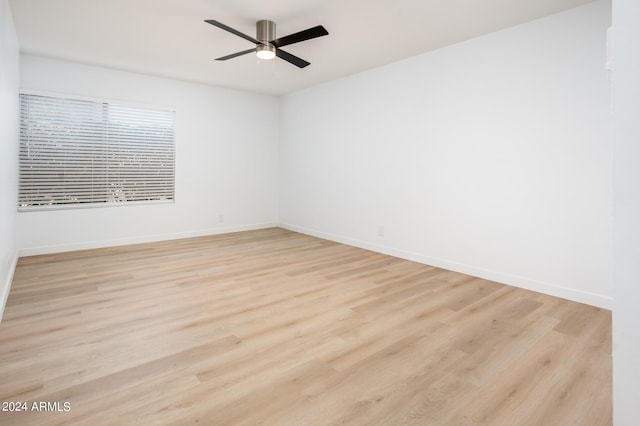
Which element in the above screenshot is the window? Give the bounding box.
[19,93,175,210]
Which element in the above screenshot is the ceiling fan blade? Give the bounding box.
[205,19,261,45]
[271,25,328,48]
[276,49,310,68]
[216,48,256,61]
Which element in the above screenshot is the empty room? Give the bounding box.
[1,0,638,424]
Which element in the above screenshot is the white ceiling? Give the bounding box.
[9,0,595,96]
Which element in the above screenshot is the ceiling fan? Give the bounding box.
[205,19,328,68]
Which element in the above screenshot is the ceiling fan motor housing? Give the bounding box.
[257,20,275,44]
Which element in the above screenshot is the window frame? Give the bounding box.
[18,90,177,212]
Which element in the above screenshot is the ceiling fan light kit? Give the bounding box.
[256,45,276,60]
[256,44,276,60]
[205,18,328,68]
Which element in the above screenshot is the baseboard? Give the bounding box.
[280,223,613,310]
[18,222,279,257]
[15,222,613,310]
[0,253,18,324]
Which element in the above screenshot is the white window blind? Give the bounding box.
[19,93,175,210]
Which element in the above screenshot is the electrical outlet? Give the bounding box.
[218,214,224,223]
[377,225,385,237]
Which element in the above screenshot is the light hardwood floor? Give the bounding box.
[0,228,611,425]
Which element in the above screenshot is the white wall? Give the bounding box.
[0,0,19,321]
[18,55,279,255]
[612,0,640,423]
[280,0,612,308]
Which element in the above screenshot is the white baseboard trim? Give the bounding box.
[18,222,279,257]
[14,222,612,310]
[280,223,613,310]
[0,253,19,324]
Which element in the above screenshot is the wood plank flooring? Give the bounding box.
[0,228,611,425]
